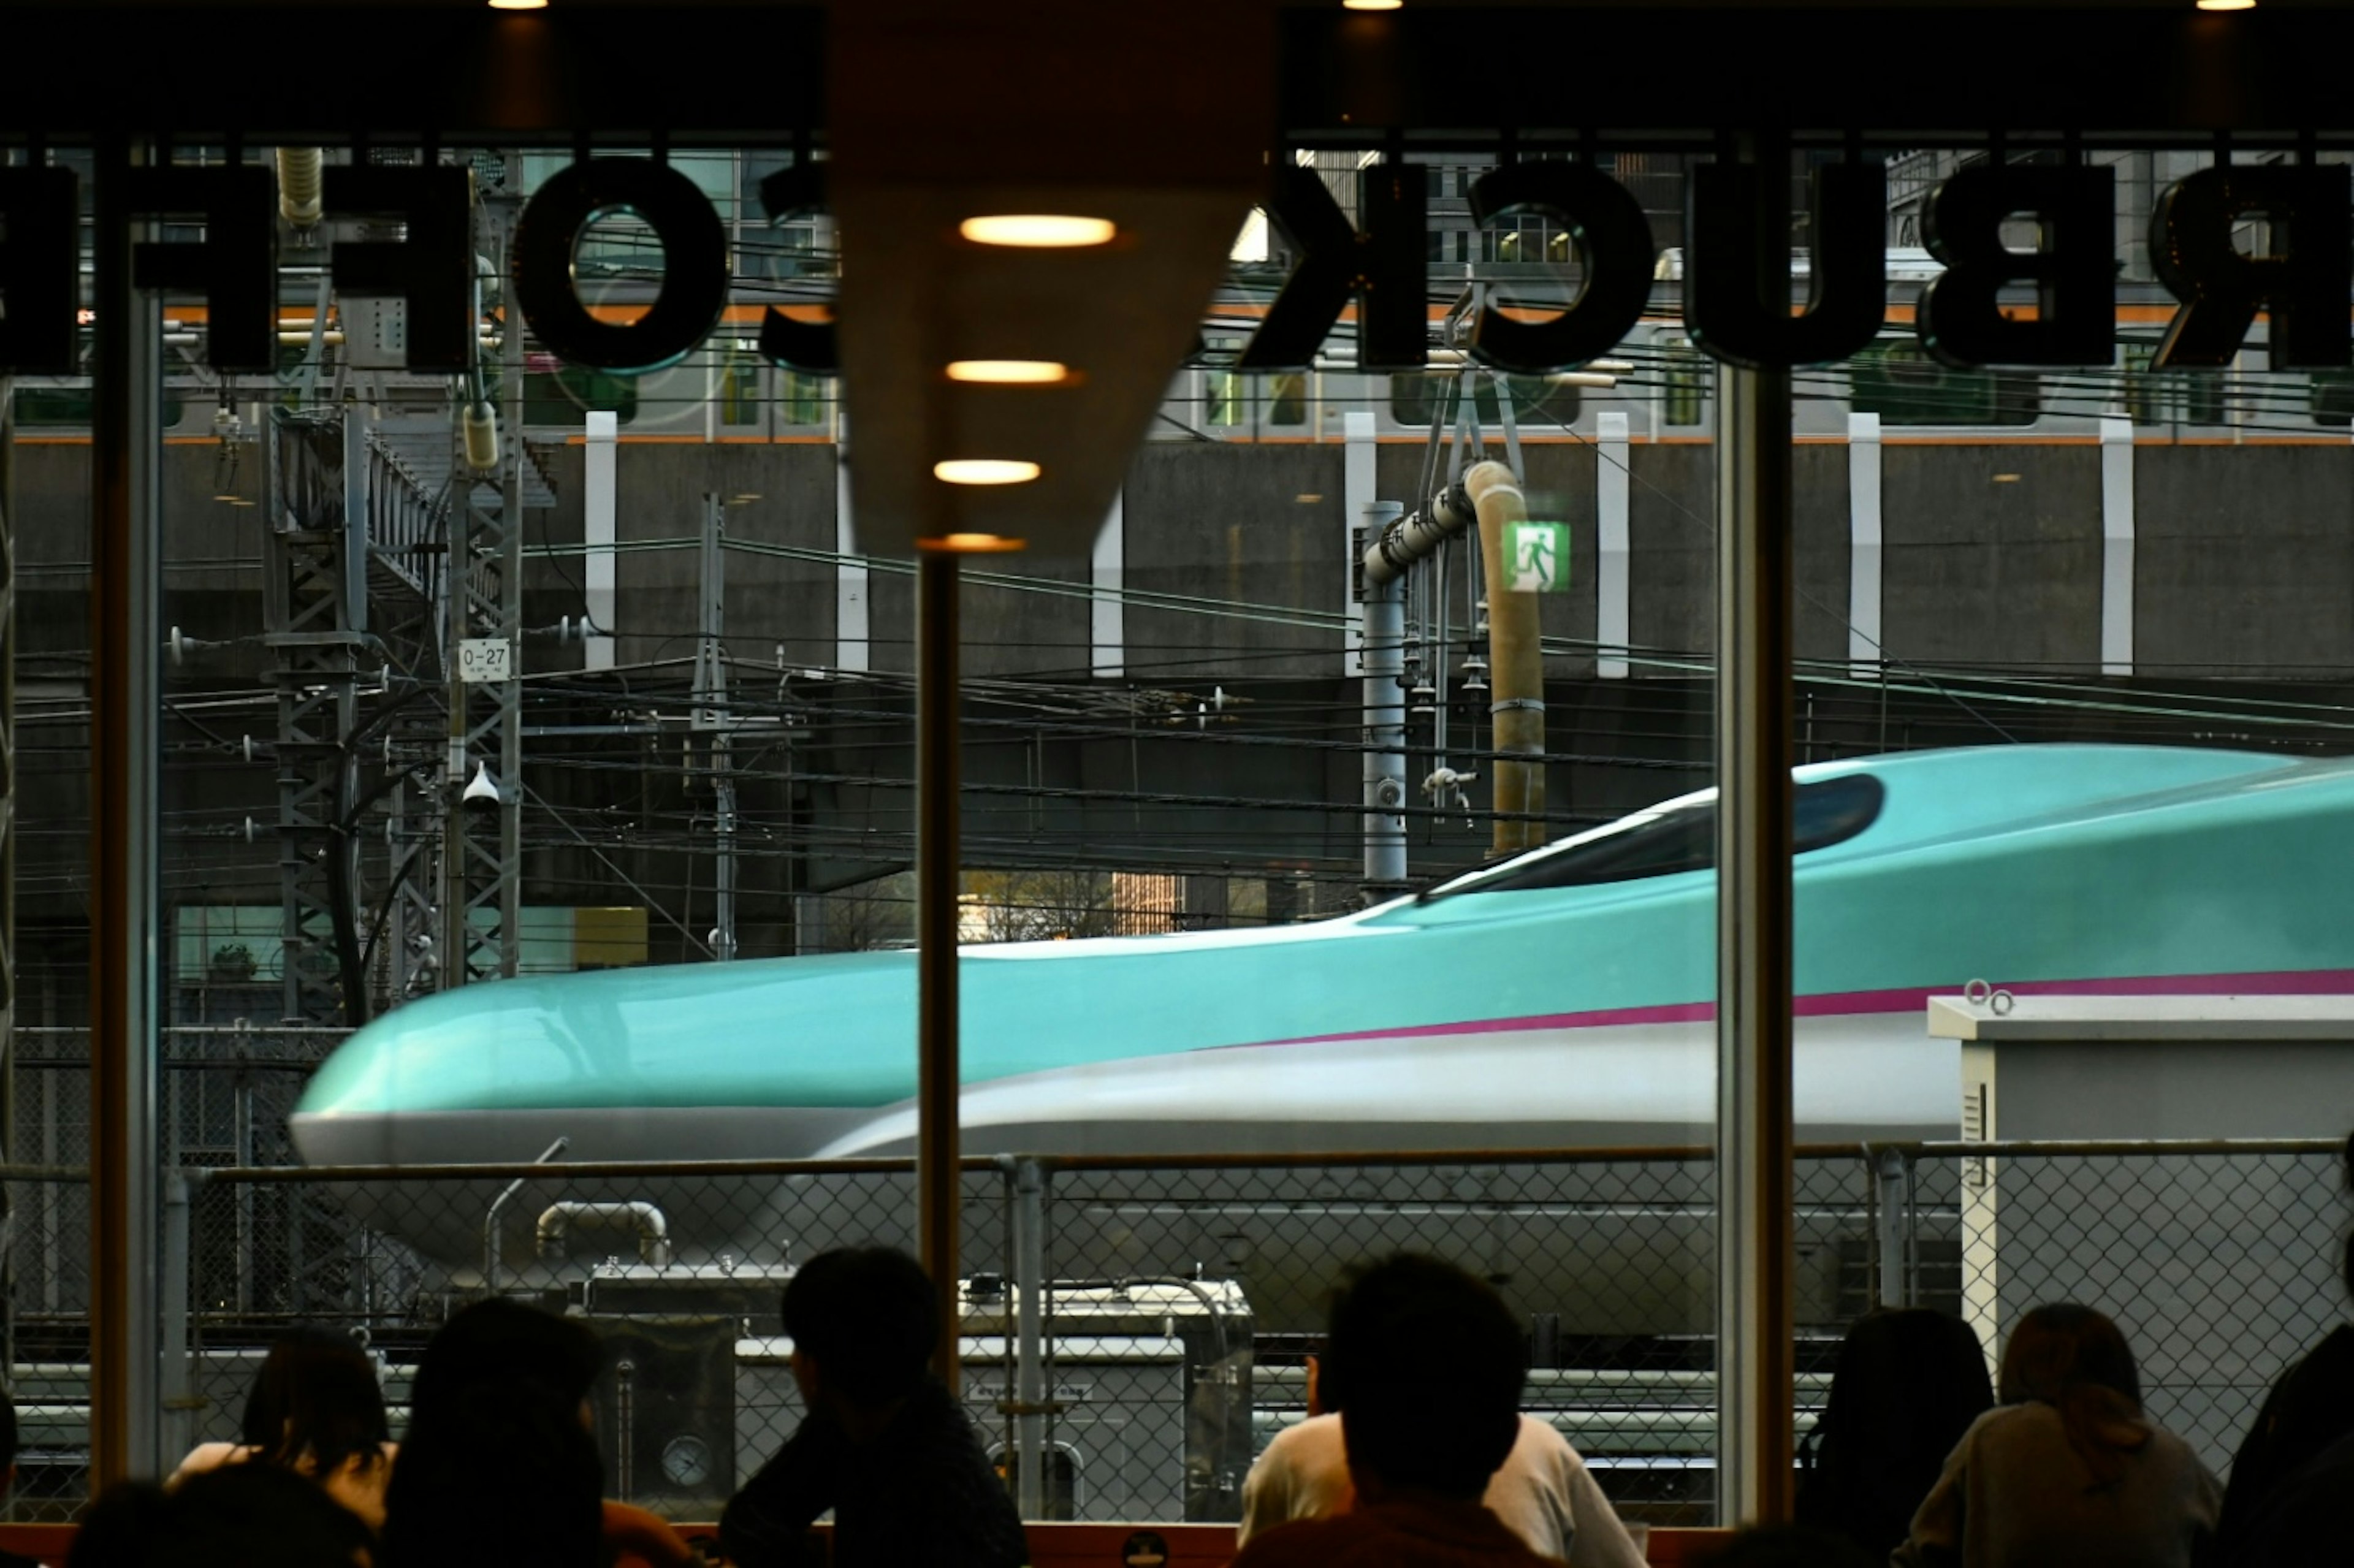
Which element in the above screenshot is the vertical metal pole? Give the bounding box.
[91,134,164,1484]
[1360,502,1406,896]
[1713,128,1797,1531]
[159,1171,192,1468]
[916,549,962,1391]
[1011,1157,1046,1520]
[1875,1147,1909,1308]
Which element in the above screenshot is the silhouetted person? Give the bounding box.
[1231,1253,1567,1567]
[1240,1344,1645,1565]
[383,1297,691,1568]
[1794,1307,1993,1562]
[2218,1128,2354,1561]
[70,1466,373,1568]
[719,1247,1026,1568]
[170,1326,397,1532]
[1892,1303,2219,1568]
[0,1391,40,1568]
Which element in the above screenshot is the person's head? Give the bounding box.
[406,1297,600,1433]
[1803,1308,1993,1559]
[381,1361,604,1568]
[781,1247,937,1412]
[242,1327,391,1476]
[72,1467,373,1568]
[1319,1254,1524,1501]
[1998,1303,2150,1481]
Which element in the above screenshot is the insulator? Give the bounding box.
[275,148,324,229]
[462,400,500,471]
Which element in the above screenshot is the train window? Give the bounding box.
[2313,370,2354,428]
[1203,337,1247,428]
[1267,372,1308,427]
[2123,344,2223,426]
[1663,345,1708,427]
[719,346,762,427]
[524,365,639,427]
[1422,773,1885,900]
[778,367,829,426]
[1849,343,2038,426]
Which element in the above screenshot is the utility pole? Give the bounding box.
[442,154,525,986]
[693,493,737,961]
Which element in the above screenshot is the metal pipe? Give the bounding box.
[1011,1157,1046,1520]
[1360,501,1407,895]
[535,1200,671,1267]
[159,1171,194,1467]
[1469,461,1545,856]
[916,549,962,1393]
[1713,185,1799,1528]
[90,134,162,1485]
[1875,1147,1908,1309]
[481,1135,569,1293]
[1362,482,1472,588]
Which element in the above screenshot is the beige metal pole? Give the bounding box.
[1469,461,1544,856]
[1714,132,1799,1527]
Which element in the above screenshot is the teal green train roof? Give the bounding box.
[298,744,2349,1117]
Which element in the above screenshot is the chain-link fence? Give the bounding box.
[0,1139,2344,1528]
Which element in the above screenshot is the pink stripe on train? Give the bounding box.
[1224,968,2354,1051]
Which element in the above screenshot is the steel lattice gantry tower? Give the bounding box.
[262,408,370,1027]
[442,170,528,988]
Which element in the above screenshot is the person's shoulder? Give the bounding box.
[1232,1512,1384,1566]
[1262,1414,1343,1460]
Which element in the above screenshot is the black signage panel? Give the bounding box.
[512,157,729,375]
[1919,166,2116,368]
[324,166,478,374]
[1464,161,1655,374]
[2150,163,2352,370]
[124,165,276,372]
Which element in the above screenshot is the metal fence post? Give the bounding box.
[1011,1155,1047,1520]
[160,1170,195,1468]
[1875,1147,1909,1308]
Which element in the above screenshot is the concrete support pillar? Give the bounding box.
[1091,490,1124,679]
[1848,412,1883,674]
[1596,411,1631,679]
[837,443,869,674]
[2100,416,2135,676]
[1343,410,1377,668]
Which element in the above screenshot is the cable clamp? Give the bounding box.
[1488,698,1546,715]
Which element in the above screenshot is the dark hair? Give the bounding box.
[72,1467,371,1568]
[782,1247,938,1407]
[1796,1308,1994,1562]
[405,1297,601,1429]
[240,1326,390,1479]
[1320,1254,1523,1498]
[383,1387,603,1568]
[1998,1303,2151,1483]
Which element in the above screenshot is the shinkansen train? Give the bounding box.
[292,742,2354,1328]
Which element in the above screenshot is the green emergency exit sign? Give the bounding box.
[1507,520,1571,593]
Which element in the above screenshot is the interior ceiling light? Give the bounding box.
[2195,0,2254,8]
[925,532,1027,554]
[946,360,1072,385]
[934,459,1041,485]
[1343,0,1404,10]
[958,215,1117,248]
[489,0,550,9]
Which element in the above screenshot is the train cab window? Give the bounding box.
[1850,343,2038,426]
[1422,772,1885,900]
